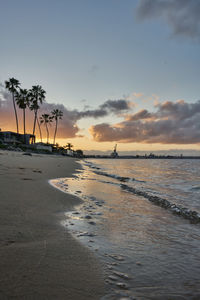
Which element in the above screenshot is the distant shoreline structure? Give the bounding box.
[85,146,200,159]
[84,154,200,159]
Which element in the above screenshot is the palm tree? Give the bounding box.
[40,114,53,144]
[29,85,46,141]
[51,109,63,145]
[5,78,20,133]
[65,143,73,151]
[15,89,30,142]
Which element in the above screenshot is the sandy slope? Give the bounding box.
[0,150,105,299]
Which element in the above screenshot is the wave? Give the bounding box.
[84,160,137,182]
[84,161,101,170]
[120,184,200,224]
[83,160,200,224]
[191,186,200,191]
[93,170,131,182]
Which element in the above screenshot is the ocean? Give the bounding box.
[50,159,200,300]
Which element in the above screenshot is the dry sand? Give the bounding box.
[0,150,105,299]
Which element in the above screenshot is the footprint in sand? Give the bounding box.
[33,169,42,173]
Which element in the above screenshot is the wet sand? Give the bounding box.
[0,150,105,299]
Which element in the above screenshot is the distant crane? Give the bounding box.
[111,144,118,158]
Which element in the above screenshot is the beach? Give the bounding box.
[0,150,105,299]
[1,151,200,299]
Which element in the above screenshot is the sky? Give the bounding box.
[0,0,200,154]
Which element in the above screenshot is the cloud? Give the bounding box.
[100,99,132,113]
[90,99,200,144]
[133,92,144,98]
[126,92,144,101]
[126,92,160,105]
[75,107,107,119]
[125,109,155,121]
[0,85,132,140]
[156,99,200,120]
[73,99,132,120]
[136,0,200,39]
[0,90,16,129]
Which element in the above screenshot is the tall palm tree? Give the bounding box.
[15,89,30,143]
[29,85,46,141]
[36,115,43,143]
[5,78,20,133]
[51,109,63,145]
[40,114,53,144]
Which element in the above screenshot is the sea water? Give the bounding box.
[50,159,200,299]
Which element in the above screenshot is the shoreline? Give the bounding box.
[52,158,200,299]
[0,150,105,299]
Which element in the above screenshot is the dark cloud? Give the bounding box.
[77,99,131,119]
[136,0,200,39]
[76,108,108,119]
[100,99,131,113]
[126,109,154,121]
[156,100,200,120]
[90,100,200,144]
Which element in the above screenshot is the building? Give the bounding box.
[65,149,74,156]
[0,131,35,145]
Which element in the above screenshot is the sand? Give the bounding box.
[0,150,105,299]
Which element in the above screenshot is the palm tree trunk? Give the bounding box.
[32,110,37,143]
[12,92,19,134]
[37,116,43,142]
[23,108,26,143]
[53,120,58,145]
[45,123,49,144]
